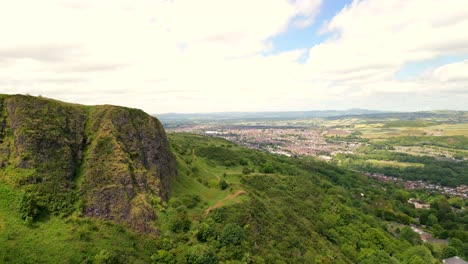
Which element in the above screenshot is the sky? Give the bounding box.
[1,0,468,114]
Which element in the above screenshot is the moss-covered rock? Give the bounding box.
[0,94,176,233]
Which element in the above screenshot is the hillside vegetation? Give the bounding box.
[153,133,465,263]
[0,95,465,263]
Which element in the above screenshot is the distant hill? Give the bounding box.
[327,111,468,123]
[157,109,386,123]
[158,109,468,126]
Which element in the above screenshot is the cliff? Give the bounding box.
[0,94,176,233]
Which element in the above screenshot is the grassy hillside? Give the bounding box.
[0,183,157,263]
[0,95,465,263]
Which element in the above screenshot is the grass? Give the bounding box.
[166,134,248,219]
[0,182,155,263]
[429,123,468,136]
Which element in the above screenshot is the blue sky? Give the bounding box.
[395,56,468,80]
[1,0,468,113]
[269,0,352,55]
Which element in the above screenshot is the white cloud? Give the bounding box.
[428,60,468,82]
[0,0,323,112]
[0,0,467,113]
[297,0,468,111]
[307,0,468,79]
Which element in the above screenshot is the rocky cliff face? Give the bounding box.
[0,94,176,233]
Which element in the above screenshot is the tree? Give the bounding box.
[448,238,467,259]
[94,250,121,264]
[441,246,458,259]
[170,208,191,233]
[151,250,174,264]
[426,214,438,226]
[197,222,214,242]
[399,226,422,245]
[261,163,275,174]
[220,223,245,246]
[358,249,398,264]
[402,246,433,264]
[187,245,218,264]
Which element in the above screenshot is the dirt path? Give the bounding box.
[203,190,246,217]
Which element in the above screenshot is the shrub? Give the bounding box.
[181,195,201,209]
[219,179,228,190]
[19,193,41,221]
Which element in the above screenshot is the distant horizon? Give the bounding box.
[155,108,468,116]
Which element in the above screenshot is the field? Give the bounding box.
[353,123,468,139]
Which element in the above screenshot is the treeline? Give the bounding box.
[381,136,468,150]
[335,145,468,186]
[383,120,435,128]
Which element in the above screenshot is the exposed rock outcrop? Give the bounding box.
[0,94,176,233]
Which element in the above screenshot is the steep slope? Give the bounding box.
[0,94,176,233]
[81,105,176,233]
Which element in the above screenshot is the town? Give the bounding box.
[170,124,361,158]
[365,172,468,199]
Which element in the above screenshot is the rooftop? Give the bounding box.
[443,256,468,264]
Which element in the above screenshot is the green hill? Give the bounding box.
[0,95,464,263]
